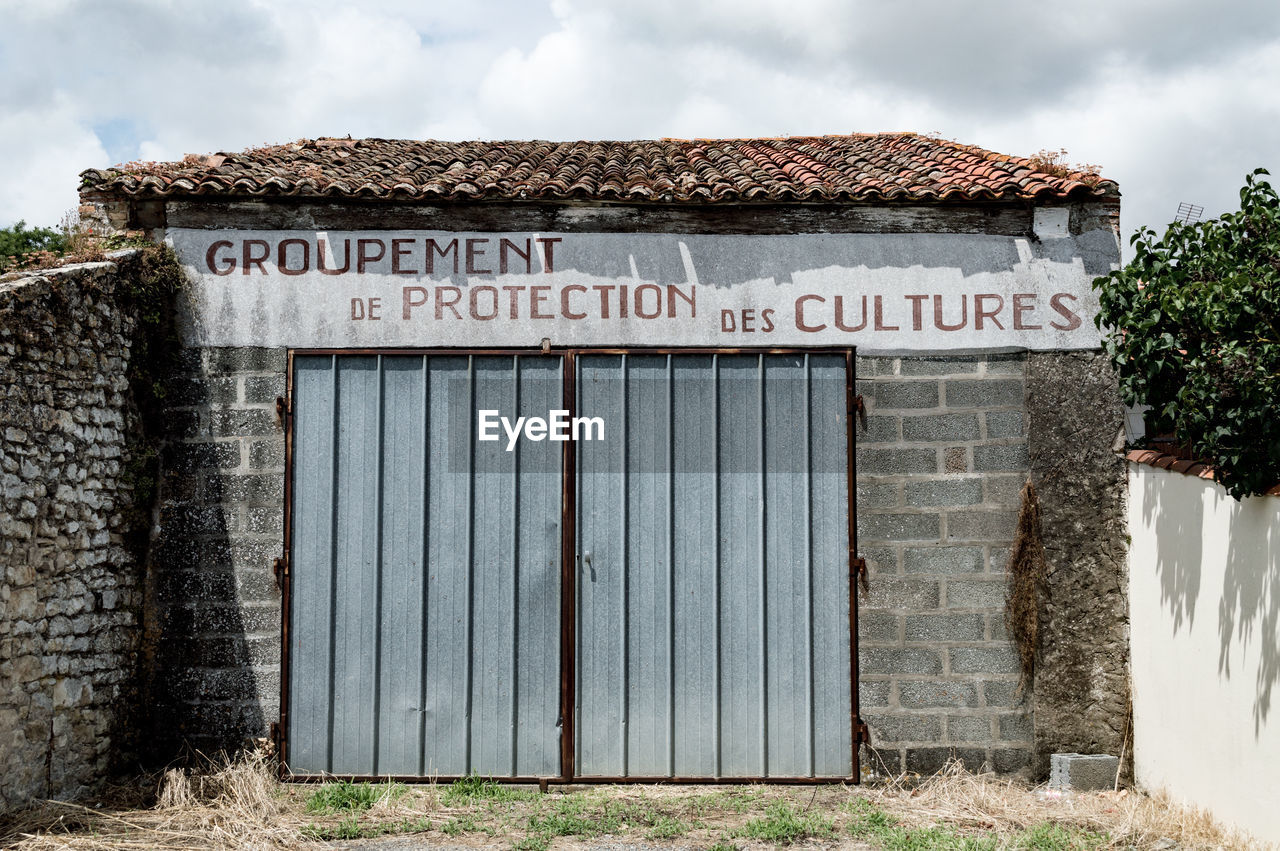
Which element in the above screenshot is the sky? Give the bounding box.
[2,0,1278,252]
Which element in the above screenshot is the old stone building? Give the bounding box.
[1,134,1128,804]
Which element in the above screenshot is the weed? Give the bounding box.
[737,800,834,844]
[442,814,494,836]
[527,796,621,838]
[706,843,740,851]
[646,814,689,838]
[301,815,430,841]
[514,833,551,851]
[1009,822,1107,850]
[443,774,540,805]
[304,779,405,814]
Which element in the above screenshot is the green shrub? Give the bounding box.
[1094,168,1280,497]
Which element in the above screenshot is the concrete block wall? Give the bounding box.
[147,347,1123,780]
[145,347,284,756]
[856,354,1032,775]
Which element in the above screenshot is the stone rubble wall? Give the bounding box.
[0,258,144,812]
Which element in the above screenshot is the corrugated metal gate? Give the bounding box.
[284,349,858,781]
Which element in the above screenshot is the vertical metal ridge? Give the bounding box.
[509,356,521,775]
[757,353,768,777]
[619,353,629,776]
[418,355,430,777]
[846,348,860,780]
[325,355,340,768]
[371,355,386,775]
[665,354,675,777]
[463,355,476,774]
[562,352,577,781]
[712,354,722,779]
[804,354,816,777]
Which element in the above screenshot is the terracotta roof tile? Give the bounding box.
[79,134,1117,204]
[1125,448,1280,496]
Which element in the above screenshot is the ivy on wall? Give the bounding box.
[1093,169,1280,498]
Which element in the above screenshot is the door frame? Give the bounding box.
[280,346,863,784]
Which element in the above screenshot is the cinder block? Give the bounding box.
[904,478,984,507]
[899,357,981,377]
[858,611,900,643]
[859,415,901,443]
[945,379,1024,408]
[865,713,942,743]
[869,380,940,409]
[949,646,1020,675]
[946,509,1017,541]
[857,447,938,475]
[905,613,985,642]
[859,512,941,542]
[897,679,977,708]
[859,679,891,708]
[1049,753,1119,791]
[904,546,983,575]
[973,443,1030,472]
[860,647,943,676]
[866,576,941,609]
[857,481,901,509]
[946,715,992,742]
[902,413,981,442]
[243,375,285,403]
[984,410,1025,438]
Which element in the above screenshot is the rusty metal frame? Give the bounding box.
[279,345,862,784]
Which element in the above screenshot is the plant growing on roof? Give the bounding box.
[1093,168,1280,498]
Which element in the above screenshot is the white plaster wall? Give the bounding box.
[1128,462,1280,845]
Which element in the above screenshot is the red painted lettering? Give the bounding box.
[206,240,235,275]
[561,285,587,320]
[795,295,826,332]
[277,238,309,276]
[318,238,351,275]
[402,286,428,319]
[435,286,462,319]
[391,238,416,274]
[1049,293,1082,330]
[933,295,967,331]
[499,238,531,274]
[241,239,269,275]
[424,238,458,275]
[1013,293,1041,330]
[975,294,1005,330]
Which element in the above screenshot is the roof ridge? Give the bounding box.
[79,135,1119,204]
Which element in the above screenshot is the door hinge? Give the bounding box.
[851,555,869,594]
[848,394,867,429]
[854,720,871,745]
[273,555,289,591]
[269,721,283,755]
[275,395,290,425]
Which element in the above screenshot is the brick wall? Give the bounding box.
[856,354,1032,775]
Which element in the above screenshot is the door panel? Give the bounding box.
[288,354,563,777]
[574,353,852,779]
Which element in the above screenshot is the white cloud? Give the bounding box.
[0,97,108,226]
[0,0,1277,252]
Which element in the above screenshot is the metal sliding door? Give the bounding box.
[574,353,852,779]
[287,354,563,777]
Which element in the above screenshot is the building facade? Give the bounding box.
[75,134,1129,780]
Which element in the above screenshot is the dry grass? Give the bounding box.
[860,761,1265,849]
[0,753,1266,850]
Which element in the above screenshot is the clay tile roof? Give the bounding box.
[79,134,1118,204]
